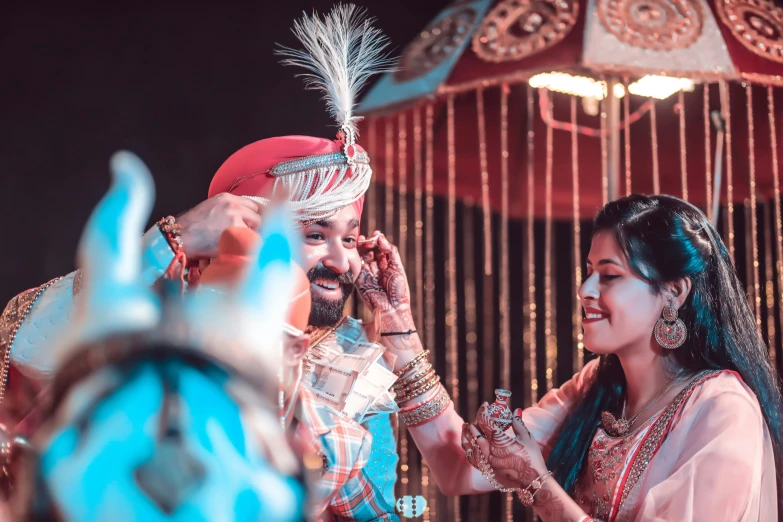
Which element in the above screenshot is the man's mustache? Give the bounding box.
[306,265,355,286]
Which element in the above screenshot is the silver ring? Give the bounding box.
[475,433,485,439]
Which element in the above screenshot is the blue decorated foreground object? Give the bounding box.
[12,152,307,521]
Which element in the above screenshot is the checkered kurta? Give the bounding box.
[297,387,398,521]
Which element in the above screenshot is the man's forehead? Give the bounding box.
[311,217,360,230]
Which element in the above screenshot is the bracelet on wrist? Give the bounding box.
[381,329,417,337]
[156,215,187,290]
[515,470,553,507]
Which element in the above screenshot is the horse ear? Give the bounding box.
[233,203,299,362]
[54,151,161,364]
[180,203,300,382]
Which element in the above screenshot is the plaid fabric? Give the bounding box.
[297,387,398,521]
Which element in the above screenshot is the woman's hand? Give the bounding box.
[356,231,416,338]
[460,404,547,490]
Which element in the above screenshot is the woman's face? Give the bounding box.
[578,231,666,355]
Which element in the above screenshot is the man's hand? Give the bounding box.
[356,231,416,335]
[177,194,262,260]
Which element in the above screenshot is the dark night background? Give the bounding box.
[0,0,447,301]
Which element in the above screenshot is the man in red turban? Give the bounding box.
[0,5,407,519]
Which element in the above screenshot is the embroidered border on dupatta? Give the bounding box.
[608,369,733,521]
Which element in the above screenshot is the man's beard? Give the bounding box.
[306,265,355,327]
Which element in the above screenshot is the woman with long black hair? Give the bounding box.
[458,194,781,520]
[356,193,780,521]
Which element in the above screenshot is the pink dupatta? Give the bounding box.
[522,360,778,521]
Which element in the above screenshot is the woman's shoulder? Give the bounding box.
[679,370,763,424]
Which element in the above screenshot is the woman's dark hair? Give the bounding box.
[546,194,783,493]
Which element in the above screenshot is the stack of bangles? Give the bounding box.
[394,350,451,427]
[157,215,187,283]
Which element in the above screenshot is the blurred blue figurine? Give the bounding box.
[11,152,307,522]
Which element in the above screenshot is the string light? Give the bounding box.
[447,94,460,522]
[385,118,395,243]
[462,199,480,522]
[398,112,409,265]
[624,77,632,196]
[463,201,479,417]
[477,88,496,419]
[477,89,493,277]
[571,96,584,371]
[528,72,694,100]
[500,84,511,391]
[705,85,713,220]
[747,85,762,330]
[526,85,539,403]
[679,90,688,201]
[628,75,695,99]
[768,85,783,368]
[720,81,735,260]
[413,107,425,344]
[650,101,660,194]
[764,202,776,365]
[500,84,514,522]
[543,89,556,391]
[423,102,436,522]
[367,118,377,237]
[600,95,609,205]
[397,110,411,502]
[746,200,755,310]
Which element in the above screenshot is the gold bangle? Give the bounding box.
[399,385,451,426]
[396,373,440,402]
[394,367,436,394]
[395,360,433,386]
[394,350,430,377]
[394,362,433,390]
[396,374,441,403]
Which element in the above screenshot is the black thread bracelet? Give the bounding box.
[380,329,417,337]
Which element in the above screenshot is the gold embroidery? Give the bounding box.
[472,0,579,63]
[0,277,64,403]
[597,0,704,51]
[619,370,719,505]
[716,0,783,64]
[576,422,649,520]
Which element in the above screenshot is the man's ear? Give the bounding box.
[284,334,310,366]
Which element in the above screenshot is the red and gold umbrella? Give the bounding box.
[354,3,783,520]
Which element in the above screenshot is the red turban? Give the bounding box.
[208,136,366,221]
[199,226,312,332]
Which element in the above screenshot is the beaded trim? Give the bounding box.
[0,277,64,403]
[617,370,721,509]
[269,151,370,177]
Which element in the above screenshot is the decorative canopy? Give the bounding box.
[358,0,783,219]
[362,0,783,112]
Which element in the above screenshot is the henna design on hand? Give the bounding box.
[356,232,416,344]
[532,488,566,520]
[474,406,539,488]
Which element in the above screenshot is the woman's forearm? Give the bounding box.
[406,403,495,496]
[531,477,587,522]
[382,334,493,496]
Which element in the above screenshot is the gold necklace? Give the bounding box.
[601,368,686,437]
